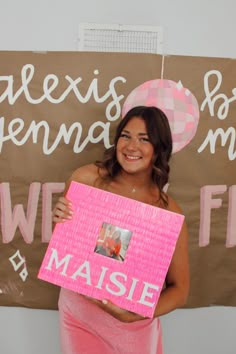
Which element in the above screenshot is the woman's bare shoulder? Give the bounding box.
[166,194,184,215]
[68,163,102,185]
[63,163,108,195]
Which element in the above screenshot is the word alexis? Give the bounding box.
[44,248,160,308]
[0,64,126,155]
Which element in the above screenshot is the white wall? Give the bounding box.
[1,0,236,58]
[0,1,235,353]
[0,306,235,354]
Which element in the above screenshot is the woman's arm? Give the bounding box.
[153,196,190,317]
[52,163,100,223]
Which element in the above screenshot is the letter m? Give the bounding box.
[45,248,73,276]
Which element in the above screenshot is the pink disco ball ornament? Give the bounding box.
[122,79,200,153]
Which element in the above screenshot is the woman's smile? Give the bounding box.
[124,154,142,161]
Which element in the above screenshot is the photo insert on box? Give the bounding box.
[94,222,132,262]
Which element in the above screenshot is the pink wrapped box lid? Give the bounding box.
[38,181,184,318]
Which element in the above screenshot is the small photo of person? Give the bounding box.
[94,223,132,262]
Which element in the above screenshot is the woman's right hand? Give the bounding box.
[52,196,73,223]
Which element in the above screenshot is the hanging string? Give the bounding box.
[161,54,165,80]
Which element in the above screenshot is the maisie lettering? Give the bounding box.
[45,248,160,308]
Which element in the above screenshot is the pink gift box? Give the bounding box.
[38,181,184,318]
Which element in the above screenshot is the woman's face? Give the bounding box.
[116,117,154,175]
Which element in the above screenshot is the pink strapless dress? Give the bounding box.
[58,288,163,354]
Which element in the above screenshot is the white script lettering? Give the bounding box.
[199,70,236,160]
[0,64,127,154]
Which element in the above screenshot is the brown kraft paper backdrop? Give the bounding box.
[0,51,235,309]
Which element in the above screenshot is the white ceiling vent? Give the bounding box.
[78,23,163,54]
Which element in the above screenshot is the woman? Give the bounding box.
[104,230,122,259]
[53,106,189,354]
[95,229,121,259]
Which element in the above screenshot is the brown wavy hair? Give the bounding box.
[96,106,173,206]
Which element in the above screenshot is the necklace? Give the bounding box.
[115,174,149,194]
